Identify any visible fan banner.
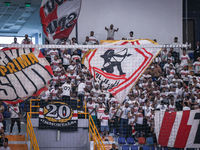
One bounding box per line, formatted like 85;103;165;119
39;100;78;131
82;39;161;104
0;47;53;104
155;110;200;148
40;0;82;43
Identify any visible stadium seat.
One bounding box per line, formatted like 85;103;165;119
127;137;135;145
118;137;126;144
172;148;179;150
113;129;118;136
188;52;194;58
131;145;138;150
146;137;154;145
143;145;150;150
150;146;155;150
122;145;129;150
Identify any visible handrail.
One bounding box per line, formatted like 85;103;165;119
27;112;39;150
88;114;106;150
29;99;106;150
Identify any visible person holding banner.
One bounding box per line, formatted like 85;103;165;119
7;104;22;135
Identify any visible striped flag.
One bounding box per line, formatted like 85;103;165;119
155;110;200;148
40;0;81;43
82;39;161;104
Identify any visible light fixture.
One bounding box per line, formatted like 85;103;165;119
4;2;11;6
25;3;31;7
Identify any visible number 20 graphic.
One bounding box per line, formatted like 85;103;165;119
45;104;71;119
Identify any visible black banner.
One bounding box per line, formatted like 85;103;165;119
39;100;78;131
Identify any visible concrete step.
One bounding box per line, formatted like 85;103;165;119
8;144;28;150
104;144;118;150
102;136;114;142
5;135;26;141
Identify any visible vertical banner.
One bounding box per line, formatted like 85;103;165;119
39;100;78;131
40;0;82;43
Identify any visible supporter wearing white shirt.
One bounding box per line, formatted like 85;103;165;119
89;31;99;44
180;66;190;79
156;101;168;111
91;84;101;98
105;24;119;40
87;98;96;117
180;49;190;66
171;37;181;54
127;31;135;40
77;79;86;110
61;78;72;101
168;99;176;112
118;102;130;134
109;102;118;119
193;58;200;73
99;110;113;141
63;52;71;69
142;101;153;117
183;102;191;110
49;49;59;62
11;37;19;44
8;104;21;135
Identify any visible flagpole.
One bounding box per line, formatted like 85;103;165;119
76;21;78;43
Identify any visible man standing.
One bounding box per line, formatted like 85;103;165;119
21;34;32;44
105;24;119;40
7;104;21;135
61;78;72;102
77;79;86;111
89;31;99;44
11;37;19;44
127;31;134;40
171;37;181;58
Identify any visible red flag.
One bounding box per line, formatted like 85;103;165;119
40;0;81;43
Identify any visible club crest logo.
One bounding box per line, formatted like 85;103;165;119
83;39;160;103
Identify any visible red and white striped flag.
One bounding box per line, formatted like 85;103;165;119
155;110;200;148
82;39;161;104
40;0;81;43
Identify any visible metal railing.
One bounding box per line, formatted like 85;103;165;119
27;112;40;150
29;99;106;150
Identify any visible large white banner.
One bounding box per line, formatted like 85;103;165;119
0;47;53;104
155;110;200;148
82;39;161;104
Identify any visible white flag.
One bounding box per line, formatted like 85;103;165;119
82;39;161;104
0;47;53;104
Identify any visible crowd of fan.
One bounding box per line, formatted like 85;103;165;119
10;26;200;147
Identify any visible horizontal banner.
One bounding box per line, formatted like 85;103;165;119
39;100;78;131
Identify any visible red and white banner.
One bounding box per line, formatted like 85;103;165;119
82;39;161;104
155;110;200;148
0;47;53;104
40;0;81;43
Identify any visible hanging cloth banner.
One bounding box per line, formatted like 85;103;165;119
0;47;53;104
82;39;161;104
39;100;78;131
155;110;200;148
40;0;82;43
